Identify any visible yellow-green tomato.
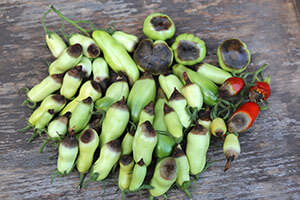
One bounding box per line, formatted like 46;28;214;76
100;98;129;147
27;74;64;103
45;32;67;58
92;139;121;181
149;157;177;197
77;128;99;173
143;13;175;40
186;123;210;175
57;135;78;175
29;94;66;126
118;155;134;191
129;159;147;191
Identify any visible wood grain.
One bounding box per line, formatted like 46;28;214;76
1;0;300;199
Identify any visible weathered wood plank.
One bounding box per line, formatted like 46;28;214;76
0;0;300;199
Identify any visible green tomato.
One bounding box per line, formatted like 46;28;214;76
143;13;175;40
172;33;206;66
217;38;251;73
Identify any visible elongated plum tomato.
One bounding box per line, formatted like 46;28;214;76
249;81;271;102
227;102;259;133
217;38;251;73
219;77;245;97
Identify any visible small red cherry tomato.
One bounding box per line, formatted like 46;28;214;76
249;82;271;102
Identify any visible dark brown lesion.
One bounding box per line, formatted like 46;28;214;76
80;128;95;143
89;114;103;133
199;106;211;121
112;97;128;111
219;82;234;98
183;72;192;85
150;42;172;72
129;128;135;136
150;16;172;31
87;43;100;58
58;112;71;125
177;40;199;61
249;90;264;103
172;144;185;158
169;88;184;101
220;39;249;69
82;96;92;104
47;109;55;115
107;139;121;152
190;123;207;135
139;72;154;80
137;158;145;166
51;94;66;105
157;87;167;99
134;40;152;68
228;112;250;132
51;73;64;84
120;155;133;166
215;129;224;137
67;65;83;79
141;121;156;137
163;103;174;115
159;157;177;180
134;39;172;74
143;101;154;116
62;134;78;148
91;80;102;93
67;43;82;58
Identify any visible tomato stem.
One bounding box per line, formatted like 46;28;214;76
41;8;52;36
49;5;92;36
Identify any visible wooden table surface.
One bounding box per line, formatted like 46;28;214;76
1;0;300;199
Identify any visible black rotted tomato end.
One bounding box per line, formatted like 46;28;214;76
169;88;184;101
51;73;65;84
112;97;128;111
82;96;93;104
163;103;174;115
80;128;95;143
172;144;185;158
62;133;78;148
141;121;156;137
67;66;83;79
67;43;83;58
120;155;133;166
218;39;250;73
87;43;100;58
143;101;155;116
172;33;206;66
159;157;177;180
51;94;66;105
227;112;251;133
91;80;102;93
190;123;207;135
137;158;145;166
134;39;173;75
151;15;172;31
177;40;199;61
107;139;121;152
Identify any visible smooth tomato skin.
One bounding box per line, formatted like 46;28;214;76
219;77;245;97
228;77;245;94
234;102;260;129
